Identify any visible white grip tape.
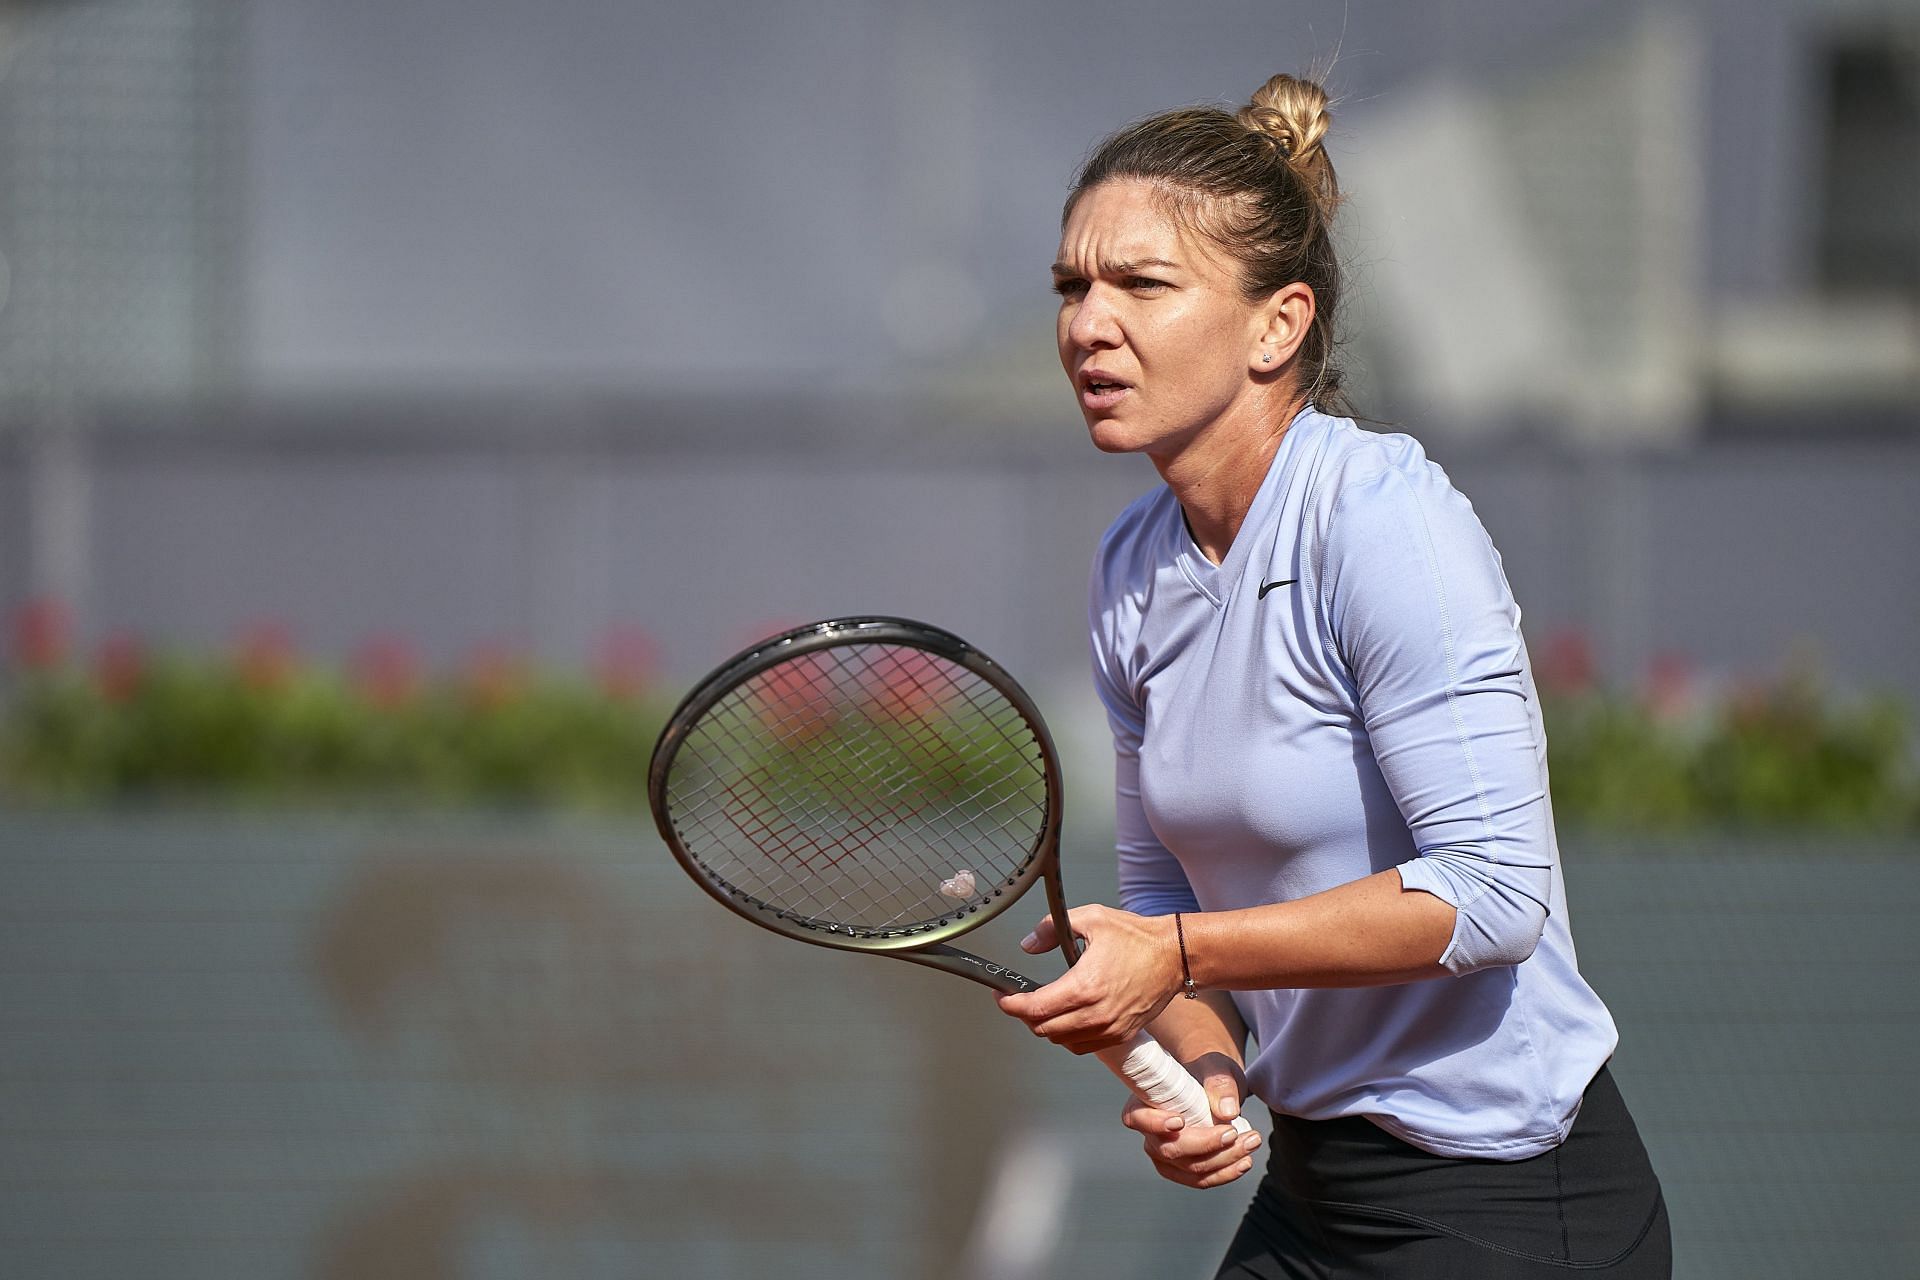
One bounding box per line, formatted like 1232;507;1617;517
1097;1032;1255;1135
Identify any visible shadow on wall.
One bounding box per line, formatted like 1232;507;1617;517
304;843;1014;1279
315;857;675;1086
309;854;854;1276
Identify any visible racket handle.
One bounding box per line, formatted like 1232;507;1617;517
1096;1032;1255;1136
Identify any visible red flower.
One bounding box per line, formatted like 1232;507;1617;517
350;634;423;709
235;621;298;692
460;643;530;710
752;652;840;745
1534;628;1595;696
861;645;959;724
10;597;73;671
592;625;660;701
1640;652;1695;721
93;632;147;702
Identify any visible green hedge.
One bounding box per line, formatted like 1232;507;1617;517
1543;676;1917;833
1;660;667;809
4;608;1916;830
1;605;670;809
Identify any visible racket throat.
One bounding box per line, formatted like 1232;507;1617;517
895;944;1039;995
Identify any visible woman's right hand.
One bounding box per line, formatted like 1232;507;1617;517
1120;1055;1261;1188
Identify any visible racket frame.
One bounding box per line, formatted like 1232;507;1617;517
647;616;1080;993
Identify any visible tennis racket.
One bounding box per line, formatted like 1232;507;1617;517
648;616;1250;1133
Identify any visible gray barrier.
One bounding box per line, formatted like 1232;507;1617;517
0;814;1914;1278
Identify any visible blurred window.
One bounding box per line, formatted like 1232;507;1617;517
1819;30;1920;300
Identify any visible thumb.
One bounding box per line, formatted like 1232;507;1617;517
1021;904;1103;954
1204;1072;1242;1123
1019;914;1060;954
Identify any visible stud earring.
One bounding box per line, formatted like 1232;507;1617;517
1261;353;1273;364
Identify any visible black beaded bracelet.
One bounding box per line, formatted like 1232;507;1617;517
1174;911;1199;999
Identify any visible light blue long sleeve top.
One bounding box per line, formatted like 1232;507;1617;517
1090;407;1617;1159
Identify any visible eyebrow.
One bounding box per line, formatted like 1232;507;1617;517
1050;256;1181;278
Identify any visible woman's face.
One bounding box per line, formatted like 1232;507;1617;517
1053;179;1272;460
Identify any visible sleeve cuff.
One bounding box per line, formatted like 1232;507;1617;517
1395;856;1474;974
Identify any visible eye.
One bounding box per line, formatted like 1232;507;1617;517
1125;276;1168;293
1051;276;1088;299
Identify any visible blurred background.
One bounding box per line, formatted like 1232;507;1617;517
0;0;1916;1276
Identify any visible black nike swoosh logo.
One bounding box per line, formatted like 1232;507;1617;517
1257;578;1297;599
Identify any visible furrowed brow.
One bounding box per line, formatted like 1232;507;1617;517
1051;256;1181;278
1102;257;1179;276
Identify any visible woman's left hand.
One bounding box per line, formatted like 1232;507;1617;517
994;905;1184;1053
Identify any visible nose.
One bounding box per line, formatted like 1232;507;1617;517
1066;286;1122;352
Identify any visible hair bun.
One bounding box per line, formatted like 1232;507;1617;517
1236;74;1336;204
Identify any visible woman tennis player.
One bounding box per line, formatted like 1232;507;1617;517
997;74;1672;1278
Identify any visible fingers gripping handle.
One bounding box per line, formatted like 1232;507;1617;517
1097;1032;1255;1136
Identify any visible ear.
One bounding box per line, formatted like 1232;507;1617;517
1250;282;1316;375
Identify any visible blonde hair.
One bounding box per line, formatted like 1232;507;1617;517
1066;74;1348;414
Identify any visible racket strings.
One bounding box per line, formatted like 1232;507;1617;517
689;719;994;926
690;658;1039;926
663;643;1048;936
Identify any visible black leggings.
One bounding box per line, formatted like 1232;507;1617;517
1217;1067;1670;1279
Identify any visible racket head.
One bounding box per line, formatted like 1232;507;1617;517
648;617;1064;955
